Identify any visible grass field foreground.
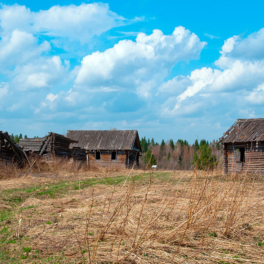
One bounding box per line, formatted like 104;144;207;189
0;169;264;263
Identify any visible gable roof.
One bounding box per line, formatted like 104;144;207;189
66;130;141;151
220;118;264;143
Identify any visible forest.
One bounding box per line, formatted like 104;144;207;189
140;137;222;170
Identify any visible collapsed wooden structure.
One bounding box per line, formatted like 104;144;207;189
66;130;142;168
19;132;78;159
220;118;264;174
0;131;29;166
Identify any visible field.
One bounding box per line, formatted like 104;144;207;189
0;167;264;263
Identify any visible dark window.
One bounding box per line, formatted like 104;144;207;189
111;151;117;160
95;151;100;160
240;148;245;162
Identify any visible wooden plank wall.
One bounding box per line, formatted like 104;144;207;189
224;141;264;174
88;151;127;169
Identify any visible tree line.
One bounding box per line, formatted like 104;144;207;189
140;137;222;170
10;134;38;144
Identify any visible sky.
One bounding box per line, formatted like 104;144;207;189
0;0;264;143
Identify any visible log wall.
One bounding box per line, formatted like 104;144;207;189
87;151;127;169
223;141;264;174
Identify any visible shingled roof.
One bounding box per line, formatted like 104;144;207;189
220;118;264;143
66;130;141;151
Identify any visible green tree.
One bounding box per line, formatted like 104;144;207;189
194;139;199;151
159;139;166;158
200;139;208;147
144;149;156;167
192;144;218;170
167;152;171;160
14;135;19;143
140;137;148;153
177;139;189;147
169;139;174;150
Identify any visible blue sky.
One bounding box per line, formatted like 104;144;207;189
0;0;264;143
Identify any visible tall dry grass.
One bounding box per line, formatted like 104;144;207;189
1;157;262;263
69;170;260;263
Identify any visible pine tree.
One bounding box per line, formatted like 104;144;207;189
169;139;174;150
140;137;148;153
143;149;156;167
194;139;199;151
167;152;171;160
159;139;166;158
192;144;218;170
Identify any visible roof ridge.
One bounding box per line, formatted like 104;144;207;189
237;118;264;122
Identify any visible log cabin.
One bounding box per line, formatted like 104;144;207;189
66;130;142;169
219;118;264;174
19;132;78;159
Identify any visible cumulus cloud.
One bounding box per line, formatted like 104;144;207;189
220;28;264;61
76;27;206;97
0;3;126;43
246;84;264;105
0;30;50;71
12;56;70;90
161;27;264;119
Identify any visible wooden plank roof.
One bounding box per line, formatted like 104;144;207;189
66;130;142;151
19;132;77;152
220;118;264;143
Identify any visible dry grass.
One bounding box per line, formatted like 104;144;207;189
0;166;264;263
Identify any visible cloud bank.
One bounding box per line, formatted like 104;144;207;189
1;3;264;142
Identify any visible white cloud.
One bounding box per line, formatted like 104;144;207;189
76;27;206;97
0;83;8;100
246;84;264;105
46;93;58;102
220;36;239;55
0;4;126;44
12;56;70;90
161;28;264;117
222;28;264;60
158;76;192;94
204;33;220;39
0;29;50;70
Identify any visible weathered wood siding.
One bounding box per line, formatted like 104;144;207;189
88;151;127;169
223;141;264;174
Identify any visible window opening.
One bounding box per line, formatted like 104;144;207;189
240;148;245;162
111;151;117;160
96;151;101;160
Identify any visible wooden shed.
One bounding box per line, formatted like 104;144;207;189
66;130;142;169
0;131;29;167
219;118;264;174
19;132;77;159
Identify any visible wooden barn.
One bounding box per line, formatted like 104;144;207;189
220;118;264;174
66;130;142;169
19;132;77;159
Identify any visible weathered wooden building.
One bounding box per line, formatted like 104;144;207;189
220;118;264;174
19;132;77;159
0;131;29;166
66;130;142;169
